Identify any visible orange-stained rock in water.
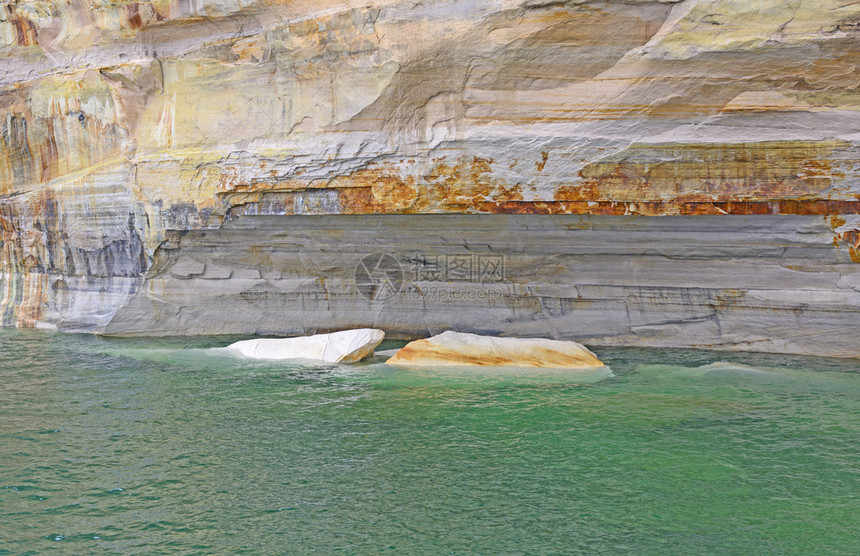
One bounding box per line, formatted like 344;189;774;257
386;331;605;369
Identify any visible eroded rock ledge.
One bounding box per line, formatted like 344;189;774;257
100;214;860;359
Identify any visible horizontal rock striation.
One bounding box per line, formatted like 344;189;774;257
102;214;860;358
1;0;859;355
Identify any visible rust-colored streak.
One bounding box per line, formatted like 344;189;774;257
38;119;58;182
127;3;144;30
228;192;860;218
475;200;860;216
562;141;848;204
1;104;126;194
217;139;856;219
536;151;549;172
0;199;48;328
331;156;522;214
5;5;38;46
835;224;860;263
218;140;858;221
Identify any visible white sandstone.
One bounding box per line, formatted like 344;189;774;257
226;329;384;363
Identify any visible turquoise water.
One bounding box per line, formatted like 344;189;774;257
1;331;858;554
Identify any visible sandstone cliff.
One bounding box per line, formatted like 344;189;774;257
1;0;858;356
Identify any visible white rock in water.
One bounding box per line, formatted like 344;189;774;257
226;329;384;363
385;331;604;369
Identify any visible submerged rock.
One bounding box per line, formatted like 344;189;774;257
385;331;604;369
226;329;384;363
697;361;780;376
374;348;403;358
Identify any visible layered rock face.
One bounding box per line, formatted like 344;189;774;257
1;0;858;356
103;214;860;358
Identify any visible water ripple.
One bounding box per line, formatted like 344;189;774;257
1;331;858;553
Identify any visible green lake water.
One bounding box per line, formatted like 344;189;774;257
1;330;858;554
